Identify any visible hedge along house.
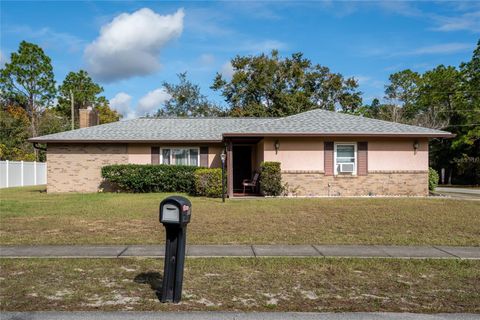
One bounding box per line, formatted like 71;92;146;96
30;108;453;196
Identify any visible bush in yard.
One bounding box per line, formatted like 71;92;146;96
429;167;439;191
194;168;223;197
259;161;282;196
101;164;197;193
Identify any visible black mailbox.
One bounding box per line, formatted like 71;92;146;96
160;196;191;226
159;196;191;303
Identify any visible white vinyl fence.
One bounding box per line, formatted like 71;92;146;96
0;161;47;188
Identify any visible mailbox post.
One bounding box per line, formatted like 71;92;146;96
159;196;192;303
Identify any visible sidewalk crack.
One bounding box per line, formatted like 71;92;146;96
311;245;324;257
432;245;459;258
251;245;257;258
117;246;129;258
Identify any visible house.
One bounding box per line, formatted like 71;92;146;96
30;108;453;196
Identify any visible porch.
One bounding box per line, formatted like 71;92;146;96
225;138;263;197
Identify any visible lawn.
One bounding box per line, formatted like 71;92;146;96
1;258;478;312
1;186;479;245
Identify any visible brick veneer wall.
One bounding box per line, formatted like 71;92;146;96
47;144;128;193
282;170;428;196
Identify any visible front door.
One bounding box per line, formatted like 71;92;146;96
232;146;252;192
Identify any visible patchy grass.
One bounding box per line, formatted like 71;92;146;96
0;258;478;312
1;186;479;245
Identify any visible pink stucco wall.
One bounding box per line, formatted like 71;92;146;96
368;139;428;171
261;137;429;172
127;144;223;168
127;138;429;172
128;144;151;164
263;138;324;171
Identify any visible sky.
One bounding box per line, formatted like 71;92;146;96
1;1;479;119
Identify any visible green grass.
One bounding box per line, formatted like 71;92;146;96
1;186;479;245
1;258;479;312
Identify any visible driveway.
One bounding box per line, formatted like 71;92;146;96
435;187;480;200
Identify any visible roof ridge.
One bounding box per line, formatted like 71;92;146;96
224;108;323;133
317;109;448;132
138;116;277;120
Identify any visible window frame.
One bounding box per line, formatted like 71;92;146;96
334;142;357;175
160;147;200;167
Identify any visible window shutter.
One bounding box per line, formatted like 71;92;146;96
324;141;334;176
151;147;160;164
200;146;209;167
357;142;368;176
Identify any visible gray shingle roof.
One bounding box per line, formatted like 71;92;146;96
29;118;271;143
224;109;452;137
30;109;452;143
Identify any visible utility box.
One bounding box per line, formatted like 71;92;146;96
159;196;191;303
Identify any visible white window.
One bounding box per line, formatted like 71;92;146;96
160;148;200;166
334;143;357;175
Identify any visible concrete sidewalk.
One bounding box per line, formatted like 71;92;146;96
1;244;479;259
1;312;479;320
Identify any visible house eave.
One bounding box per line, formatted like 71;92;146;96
28;139;224;144
222;132;455;139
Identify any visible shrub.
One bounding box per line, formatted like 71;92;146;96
429;167;439;191
194;168;223;197
259;161;282;196
101;164;197;193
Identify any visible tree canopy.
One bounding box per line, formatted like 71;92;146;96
1;42;120;160
360;41;480;184
56;70;120;127
211;50;362;117
156;72;224;117
0;41;56;138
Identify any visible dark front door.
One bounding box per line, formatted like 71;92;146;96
232;145;252;192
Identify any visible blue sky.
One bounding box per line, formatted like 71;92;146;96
1;1;479;118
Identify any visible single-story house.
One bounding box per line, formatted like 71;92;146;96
30;108;453;196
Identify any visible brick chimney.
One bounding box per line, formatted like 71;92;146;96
79;107;99;128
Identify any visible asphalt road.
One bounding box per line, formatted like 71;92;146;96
1;312;479;320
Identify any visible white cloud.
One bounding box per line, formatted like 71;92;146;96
353;75;370;85
432;11;480;33
240;39;287;53
110;92;135;119
359;42;474;58
5;25;85;53
137;88;171;116
220;61;234;79
403;43;474;56
84;8;184;82
199;53;215;66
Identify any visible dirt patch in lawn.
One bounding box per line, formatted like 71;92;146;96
1;258;479;312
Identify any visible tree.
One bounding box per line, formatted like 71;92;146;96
414;65;459;130
56;70;105;127
0;41;56;141
96;96;122;124
384;69;421;120
0;105;35;161
358;98;403;123
156;72;224;117
211;50;362;117
365;41;480;184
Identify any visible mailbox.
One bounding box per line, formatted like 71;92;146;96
159;196;191;303
160;196;191;225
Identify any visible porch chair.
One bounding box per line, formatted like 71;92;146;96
242;172;260;195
